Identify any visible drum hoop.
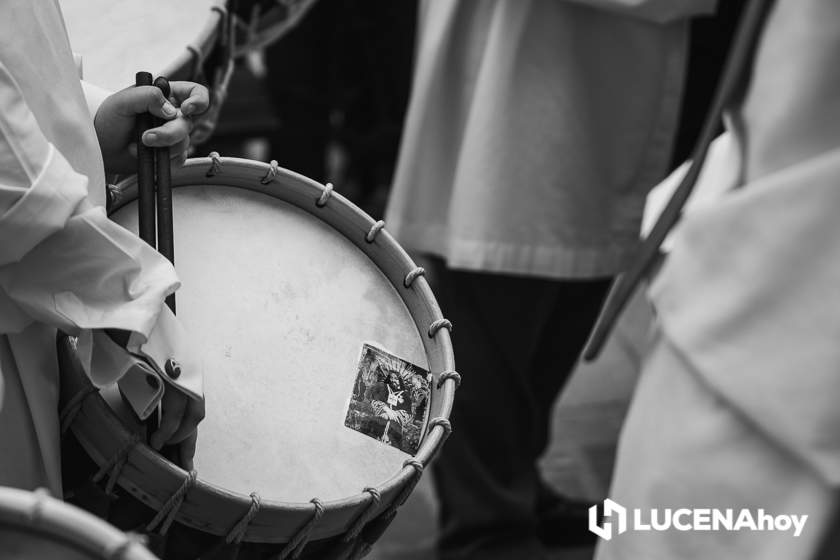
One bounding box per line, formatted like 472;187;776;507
0;487;156;559
162;0;227;82
62;157;457;543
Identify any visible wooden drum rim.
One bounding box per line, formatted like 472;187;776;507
162;0;227;83
60;156;457;543
0;487;157;559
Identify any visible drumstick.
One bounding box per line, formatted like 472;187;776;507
135;72;156;248
135;71;163;441
153;76;176;313
152;77;183;465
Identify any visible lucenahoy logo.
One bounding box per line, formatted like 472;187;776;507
588;499;808;541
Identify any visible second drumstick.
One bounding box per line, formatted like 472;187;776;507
153;76;176;313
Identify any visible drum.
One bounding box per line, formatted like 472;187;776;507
59;0;232;142
58;156;458;559
0;486;156;559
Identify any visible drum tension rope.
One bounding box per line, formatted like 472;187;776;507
146;469;199;536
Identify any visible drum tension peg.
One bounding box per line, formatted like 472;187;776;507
403;267;425;288
260;160;280;184
207;151;222;177
427;318;453;338
436;370;461;390
316;182;334;207
365;220;385;243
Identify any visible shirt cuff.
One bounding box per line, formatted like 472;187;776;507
76;329;164;420
128;305;204;401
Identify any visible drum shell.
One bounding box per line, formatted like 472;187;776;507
59;157;457;558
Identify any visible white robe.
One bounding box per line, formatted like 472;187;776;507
0;0;201;495
385;0;715;279
597;0;840;557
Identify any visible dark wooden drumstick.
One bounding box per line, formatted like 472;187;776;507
135;71;164;440
154;76;176;313
135;72;156;248
152;77;184;467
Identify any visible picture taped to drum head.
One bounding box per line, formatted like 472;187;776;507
345;343;432;455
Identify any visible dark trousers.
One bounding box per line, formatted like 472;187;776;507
431;264;611;559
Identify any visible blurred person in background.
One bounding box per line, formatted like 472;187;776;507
262;0;417;218
598;0;840;557
385;1;716;558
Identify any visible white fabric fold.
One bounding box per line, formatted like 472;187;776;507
650;142;840;485
0;144;87;266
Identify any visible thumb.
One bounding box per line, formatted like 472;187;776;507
116;85;178;119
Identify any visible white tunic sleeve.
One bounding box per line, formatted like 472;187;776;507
0;60;202;416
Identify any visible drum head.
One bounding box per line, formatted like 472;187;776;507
111;183;429;501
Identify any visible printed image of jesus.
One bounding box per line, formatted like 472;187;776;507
345;344;431;454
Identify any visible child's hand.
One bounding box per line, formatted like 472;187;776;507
151;380;206;471
94;81;210;174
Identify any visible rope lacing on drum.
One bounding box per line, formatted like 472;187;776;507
59;385;99;434
92;434;141;496
261;160;280;184
428;417;453;440
275;498;326;560
365;220;385;243
206;152;222;177
146;470;198;536
436;370;461;390
380;459;424;520
343;487;382;542
316;183;333;207
425;418;454;465
428;318;452;338
344;459;436;559
225;492;262;545
403;267;425;288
